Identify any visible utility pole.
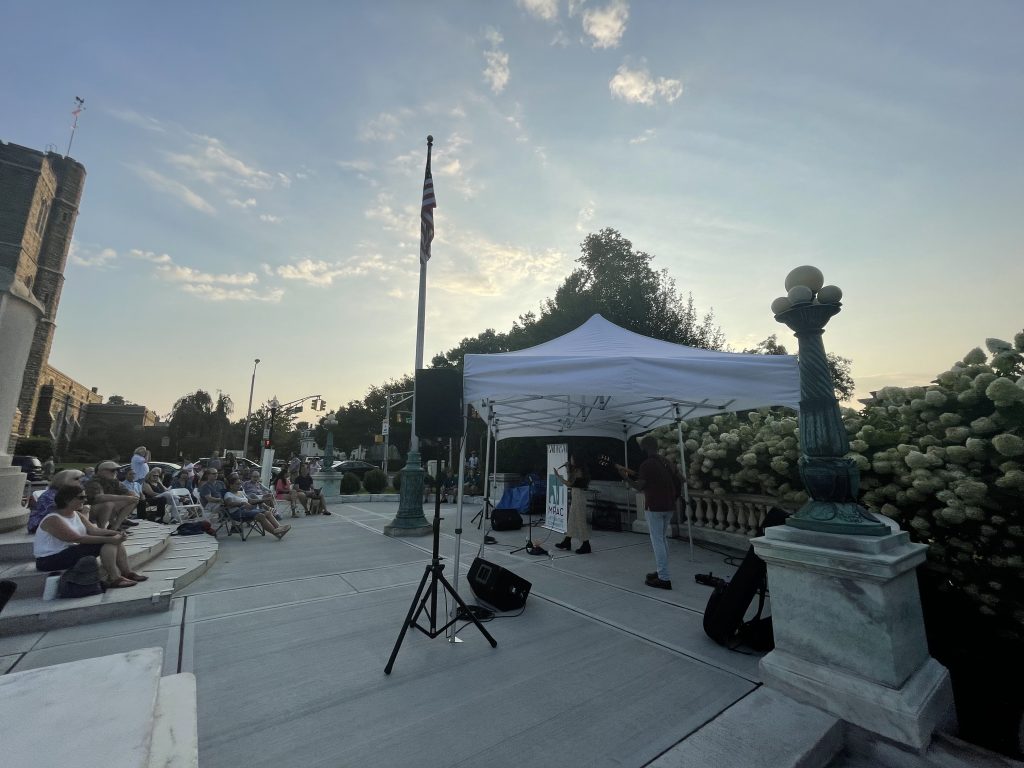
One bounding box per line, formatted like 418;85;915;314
242;358;260;458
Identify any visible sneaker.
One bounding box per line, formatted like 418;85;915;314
322;510;332;515
645;575;672;590
121;519;140;527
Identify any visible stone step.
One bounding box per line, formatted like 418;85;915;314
148;673;199;768
0;529;34;562
0;533;218;636
0;520;172;600
0;647;165;768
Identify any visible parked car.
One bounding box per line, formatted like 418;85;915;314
12;455;44;482
196;457;279;478
330;459;378;478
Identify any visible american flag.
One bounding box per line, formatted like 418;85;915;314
419;139;436;264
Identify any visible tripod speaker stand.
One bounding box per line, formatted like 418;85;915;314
510;478;548;556
385;406;498;673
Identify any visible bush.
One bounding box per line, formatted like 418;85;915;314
392;472;401;491
363;469;387;493
339;471;361;494
15;436;54;459
651;329;1024;639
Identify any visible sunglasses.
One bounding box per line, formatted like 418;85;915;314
76;494;87;500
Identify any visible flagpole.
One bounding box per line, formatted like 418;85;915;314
385;135;434;538
66;97;84;158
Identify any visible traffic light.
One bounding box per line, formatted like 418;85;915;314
263;438;272;449
319;399;327;411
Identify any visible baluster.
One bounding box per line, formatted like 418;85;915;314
725;499;738;533
714;498;727;531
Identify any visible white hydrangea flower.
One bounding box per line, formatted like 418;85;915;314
939;413;962;427
970;416;998;435
986;377;1024;408
945;446;971;464
953;479;987;504
992;433;1024;457
924;390;946;407
995;470;1024;489
986;338;1012;354
972;372;997;392
962;348;987;365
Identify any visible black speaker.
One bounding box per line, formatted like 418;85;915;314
468;558;531;612
490;508;523;531
414;368;463;438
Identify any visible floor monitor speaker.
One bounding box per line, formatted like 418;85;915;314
414;368;463;438
490;508;523;531
468;558;531;612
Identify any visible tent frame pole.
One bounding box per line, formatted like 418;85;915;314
448;420;470;640
675;411;694;561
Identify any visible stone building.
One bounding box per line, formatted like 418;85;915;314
0;141;86;449
82;402;159;432
29;363;103;450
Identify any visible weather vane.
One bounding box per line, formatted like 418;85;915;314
66;96;85;157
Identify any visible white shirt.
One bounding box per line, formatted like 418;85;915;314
34;512;86;558
131;454;150;482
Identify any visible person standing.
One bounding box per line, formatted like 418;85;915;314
554;453;592;554
618;436;678;590
41;456;55;480
131;446;151;485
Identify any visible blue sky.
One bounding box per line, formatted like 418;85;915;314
3;0;1022;419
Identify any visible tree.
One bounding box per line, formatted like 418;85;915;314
168;390;234;458
246;401;295;453
107;394;127;405
744;334;856;402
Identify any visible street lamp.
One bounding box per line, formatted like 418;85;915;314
772;265;887;536
260;395;280;487
242;358;260;459
322;411;338;471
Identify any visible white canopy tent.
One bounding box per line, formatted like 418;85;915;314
447;314;801;607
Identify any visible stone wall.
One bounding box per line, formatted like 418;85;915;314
0;142;86;439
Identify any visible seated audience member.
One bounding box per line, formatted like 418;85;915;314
27;469;84;534
170;469;193;492
86;461;140;530
242;470;277;514
222;476;291;539
181;456;195;482
274;471;300;517
34;485;148;589
81;466;96;484
294;463;330;515
121;468;143;497
223;451;238;477
141;468;174;522
197;469;225;517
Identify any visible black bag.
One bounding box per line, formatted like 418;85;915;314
57;557;105;598
490;508;523;531
172;521;209;536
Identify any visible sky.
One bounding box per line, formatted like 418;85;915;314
2;0;1022;422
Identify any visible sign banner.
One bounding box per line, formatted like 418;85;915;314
545;443;568;534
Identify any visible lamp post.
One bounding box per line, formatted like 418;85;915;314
242;358;260;459
771;265;887;536
322;411;338;471
260;395;279;487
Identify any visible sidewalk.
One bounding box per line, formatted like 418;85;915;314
2;499;768;767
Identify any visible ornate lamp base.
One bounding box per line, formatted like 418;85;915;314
787;501;890;536
384;450;431;537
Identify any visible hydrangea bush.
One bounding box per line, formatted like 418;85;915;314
653;332;1024;637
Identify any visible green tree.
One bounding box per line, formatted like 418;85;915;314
107;394;127;405
245;401;295;452
168;390;234;457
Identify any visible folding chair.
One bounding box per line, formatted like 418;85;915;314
213;502;265;541
168;488;203;523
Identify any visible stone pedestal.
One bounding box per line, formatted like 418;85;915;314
752;525;955;750
313;471;341;497
0;270;45;533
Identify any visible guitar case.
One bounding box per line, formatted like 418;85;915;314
702;507;788;650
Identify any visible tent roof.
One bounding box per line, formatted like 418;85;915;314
463;314;801;440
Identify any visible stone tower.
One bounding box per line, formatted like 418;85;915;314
0;141;86;447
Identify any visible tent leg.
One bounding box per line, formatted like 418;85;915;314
623;435;631;526
676;421;694;562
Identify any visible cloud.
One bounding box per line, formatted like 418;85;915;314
391;132;479;198
629;128;656;144
133;166;216;214
582;0;629;48
228;197;258;208
128;248;280;302
576;201;596;232
272;253;402;287
107;108;165;132
167;135;277;191
259;213;282;223
518;0;558;21
359;110;411;142
69;243;118;268
129;249;173;264
337;159;375;174
483;27;510;94
156;264;259;286
180;284;284;303
609;64;682;105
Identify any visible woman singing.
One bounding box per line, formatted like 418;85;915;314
554;453;592;554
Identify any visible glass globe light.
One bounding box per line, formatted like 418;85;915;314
817;285;843;304
771;296;792;315
787;285;814;305
785;265;824;293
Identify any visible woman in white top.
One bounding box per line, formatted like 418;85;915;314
34;485;148;588
130;446;151;486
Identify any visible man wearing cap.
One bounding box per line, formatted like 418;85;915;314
27;469;84;534
86;461;141;530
